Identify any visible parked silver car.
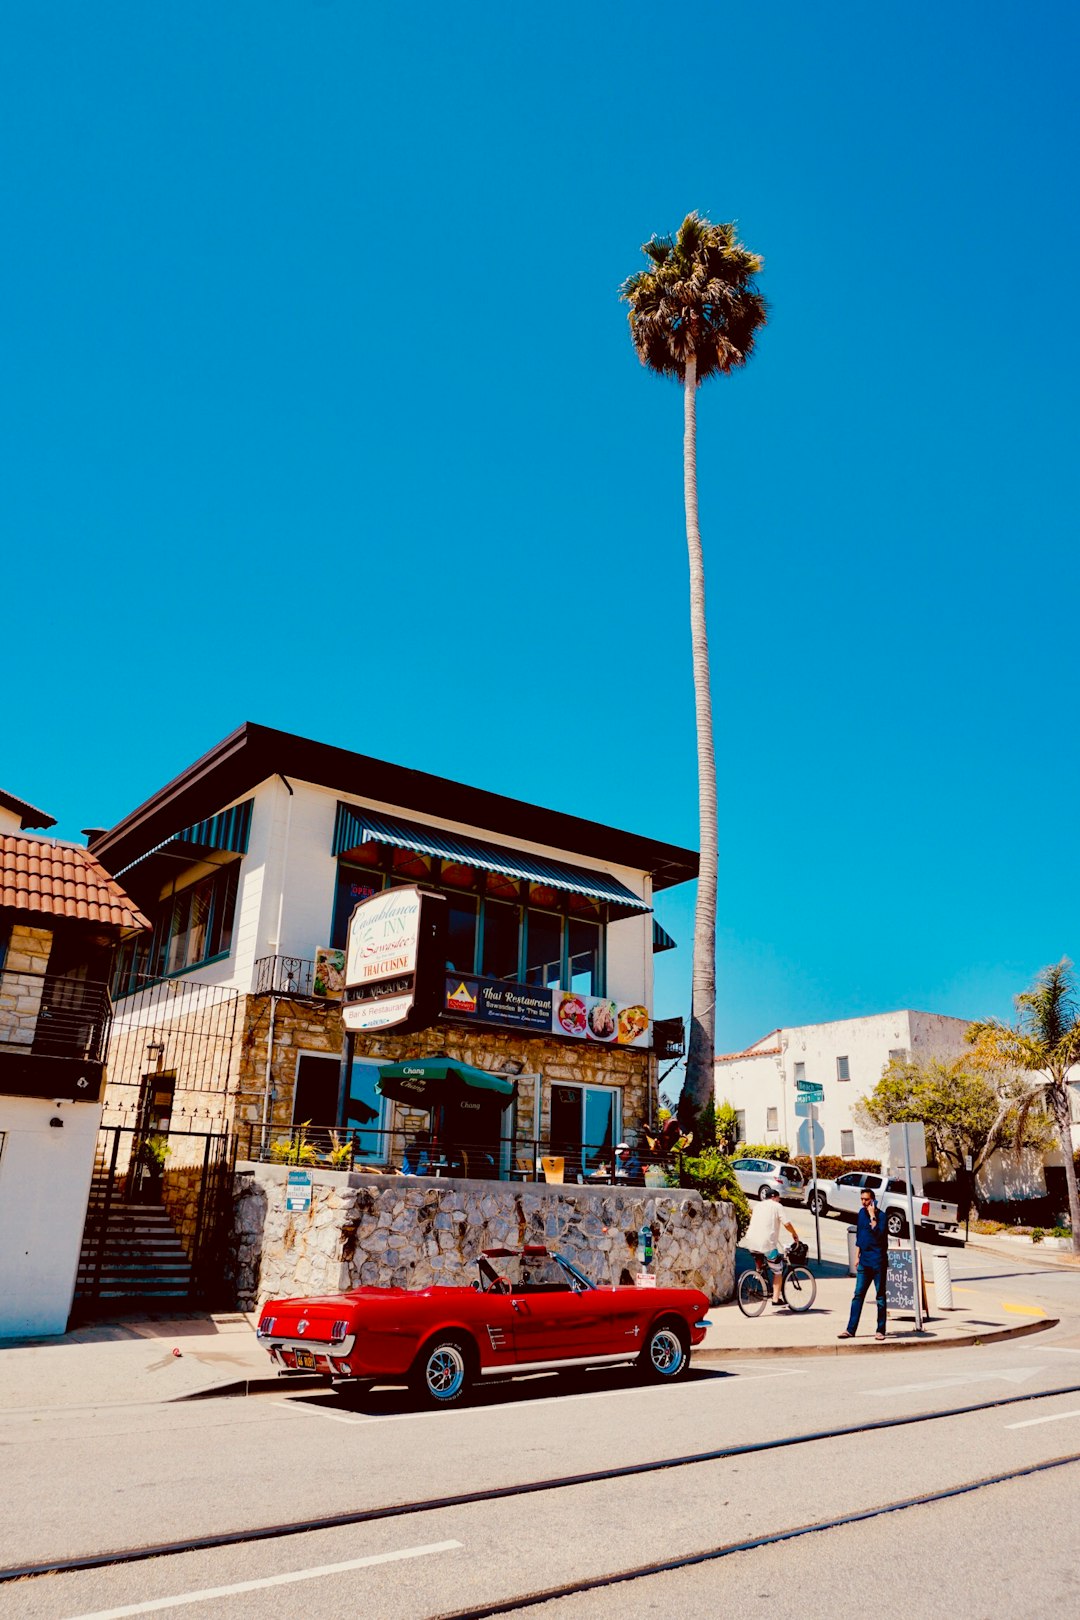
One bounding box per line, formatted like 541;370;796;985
730;1156;806;1203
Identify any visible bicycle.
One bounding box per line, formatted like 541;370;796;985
737;1240;817;1316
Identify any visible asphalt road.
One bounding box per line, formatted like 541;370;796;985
3;1239;1078;1620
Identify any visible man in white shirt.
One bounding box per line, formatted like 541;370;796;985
743;1186;800;1306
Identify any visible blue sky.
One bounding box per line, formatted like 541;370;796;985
4;2;1078;1065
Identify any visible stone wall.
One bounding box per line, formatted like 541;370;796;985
0;925;52;1051
230;1163;736;1309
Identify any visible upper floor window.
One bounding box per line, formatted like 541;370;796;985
837;1055;850;1081
113;861;240;997
793;1061;806;1083
766;1106;779;1131
840;1129;855;1157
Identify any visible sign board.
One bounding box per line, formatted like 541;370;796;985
888;1121;927;1169
796;1081;824;1101
343;887;445;1033
440;976;651;1047
886;1248;916;1311
285;1170;312;1213
553;991;649;1047
312;947;345;999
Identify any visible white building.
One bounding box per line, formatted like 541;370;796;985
714;1010;973;1162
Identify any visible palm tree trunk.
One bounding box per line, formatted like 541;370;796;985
678;353;719;1131
1049;1083;1080;1253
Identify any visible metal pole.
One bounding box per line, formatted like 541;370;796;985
336;1029;354;1130
903;1121;923;1331
809;1097;821;1266
965;1152;973;1245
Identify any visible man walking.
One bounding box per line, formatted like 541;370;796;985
839;1187;887;1340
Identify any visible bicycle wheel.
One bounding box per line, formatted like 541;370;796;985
737;1269;769;1317
782;1265;817;1312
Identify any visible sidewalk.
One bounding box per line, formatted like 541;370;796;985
1;1262;1057;1412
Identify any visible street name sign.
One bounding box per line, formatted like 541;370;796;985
796;1080;824;1101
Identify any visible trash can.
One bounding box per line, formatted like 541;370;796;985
933;1251;954;1309
846;1227;858;1276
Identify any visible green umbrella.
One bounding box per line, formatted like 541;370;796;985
376;1056;515;1106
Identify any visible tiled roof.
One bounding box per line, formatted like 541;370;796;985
0;835;150;930
0;788;56;830
715;1045;782;1062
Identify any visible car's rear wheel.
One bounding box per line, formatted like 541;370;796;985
411;1337;472;1408
809;1191;828;1217
886;1210;906;1239
638;1321;690;1382
758;1184;773;1200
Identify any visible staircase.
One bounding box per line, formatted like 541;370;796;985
76;1196;193;1303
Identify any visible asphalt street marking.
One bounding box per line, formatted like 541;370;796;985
1005;1408;1080;1429
864;1368;1041;1396
271;1401;367;1425
67;1540;463;1619
1002;1302;1046;1317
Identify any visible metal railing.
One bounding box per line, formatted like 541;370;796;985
253;956;316;996
0;969;112;1062
237;1121;678;1187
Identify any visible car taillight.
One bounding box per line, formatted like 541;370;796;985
258;1316;276;1337
921;1200;930;1218
330;1319;349;1343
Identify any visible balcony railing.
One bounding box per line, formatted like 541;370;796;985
0;969;112;1063
253;956;317;996
237;1121;678;1188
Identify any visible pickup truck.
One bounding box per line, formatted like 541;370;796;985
805;1171;959;1238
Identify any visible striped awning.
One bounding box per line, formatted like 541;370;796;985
332;803;650;916
652;919;677;954
114;799;253;878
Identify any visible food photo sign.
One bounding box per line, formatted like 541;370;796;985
552;991;650;1047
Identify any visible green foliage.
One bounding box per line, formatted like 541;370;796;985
323;1131;353;1169
621;213;767;386
737;1142;790;1162
138;1134;171;1174
694;1100;717;1150
269;1122;319;1166
1032;1227;1045;1244
678;1148;751;1238
714;1100;739;1154
792;1155;881;1182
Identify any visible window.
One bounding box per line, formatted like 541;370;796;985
481;899;520;980
793;1061;806;1083
524;909;562;988
331;866;383;948
840;1130;855;1157
550;1083;619;1179
766;1106;779;1131
444;894;478;974
567;917;601;995
113;861;240;995
837;1055;850;1081
888;1049;907;1062
734;1110;746;1143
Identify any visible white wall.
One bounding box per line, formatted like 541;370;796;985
0;1096;100;1338
716;1011;973;1159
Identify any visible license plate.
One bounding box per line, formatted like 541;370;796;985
293;1349;317;1371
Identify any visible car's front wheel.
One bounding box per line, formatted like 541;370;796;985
411;1337;472;1408
809;1191;828;1217
638;1321;690;1382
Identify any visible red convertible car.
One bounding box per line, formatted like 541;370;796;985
257;1245;711;1406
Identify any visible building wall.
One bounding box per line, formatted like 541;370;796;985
715;1011;973;1160
0;1094;100;1337
0;924;52;1052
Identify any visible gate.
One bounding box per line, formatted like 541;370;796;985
77;1126;237;1309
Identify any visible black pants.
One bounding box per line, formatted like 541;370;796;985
847;1262;887;1335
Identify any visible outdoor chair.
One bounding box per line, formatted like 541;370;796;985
540;1155;565;1185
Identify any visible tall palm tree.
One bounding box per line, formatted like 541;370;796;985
969;959;1080;1252
621;213;766;1129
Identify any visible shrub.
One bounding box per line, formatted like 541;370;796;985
678;1149;751;1238
792;1155;881;1182
269;1122;319;1165
737;1143;790;1162
1052;1225;1071;1241
1032;1227;1046;1244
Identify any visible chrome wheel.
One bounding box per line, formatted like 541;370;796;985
414;1339;471;1406
639;1323;689;1381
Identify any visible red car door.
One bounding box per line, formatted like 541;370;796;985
509;1287;608;1367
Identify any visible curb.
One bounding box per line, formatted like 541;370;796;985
961;1237;1080;1272
176;1373;329;1401
694;1315;1059;1359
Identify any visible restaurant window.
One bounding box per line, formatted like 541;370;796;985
445;894;478;974
481;898;519;980
550;1083;618;1180
567;918;601;995
331;865;383;949
524;909;562;988
113;861;239;996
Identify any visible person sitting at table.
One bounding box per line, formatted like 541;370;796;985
613;1141;644;1186
402;1130;431;1176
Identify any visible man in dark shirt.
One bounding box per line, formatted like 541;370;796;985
838;1188;888;1340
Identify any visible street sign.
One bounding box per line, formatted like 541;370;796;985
889;1120;927;1168
796;1081;824;1101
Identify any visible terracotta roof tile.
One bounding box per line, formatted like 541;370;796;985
0;835;149;931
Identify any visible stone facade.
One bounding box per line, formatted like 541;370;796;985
0;924;53;1051
236;995;655;1159
230;1162;736;1309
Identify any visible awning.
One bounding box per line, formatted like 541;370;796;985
333;803;650;917
376;1057;516;1108
114;799;254;878
652;919;677;954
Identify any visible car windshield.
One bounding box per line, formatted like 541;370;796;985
477;1251;593;1294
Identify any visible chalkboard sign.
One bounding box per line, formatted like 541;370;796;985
887;1249;917;1311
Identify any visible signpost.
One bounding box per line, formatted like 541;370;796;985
796;1078;824;1263
886;1120;927;1332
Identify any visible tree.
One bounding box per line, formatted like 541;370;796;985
854;1053;1053;1213
620;214;766;1128
968;960;1080;1252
